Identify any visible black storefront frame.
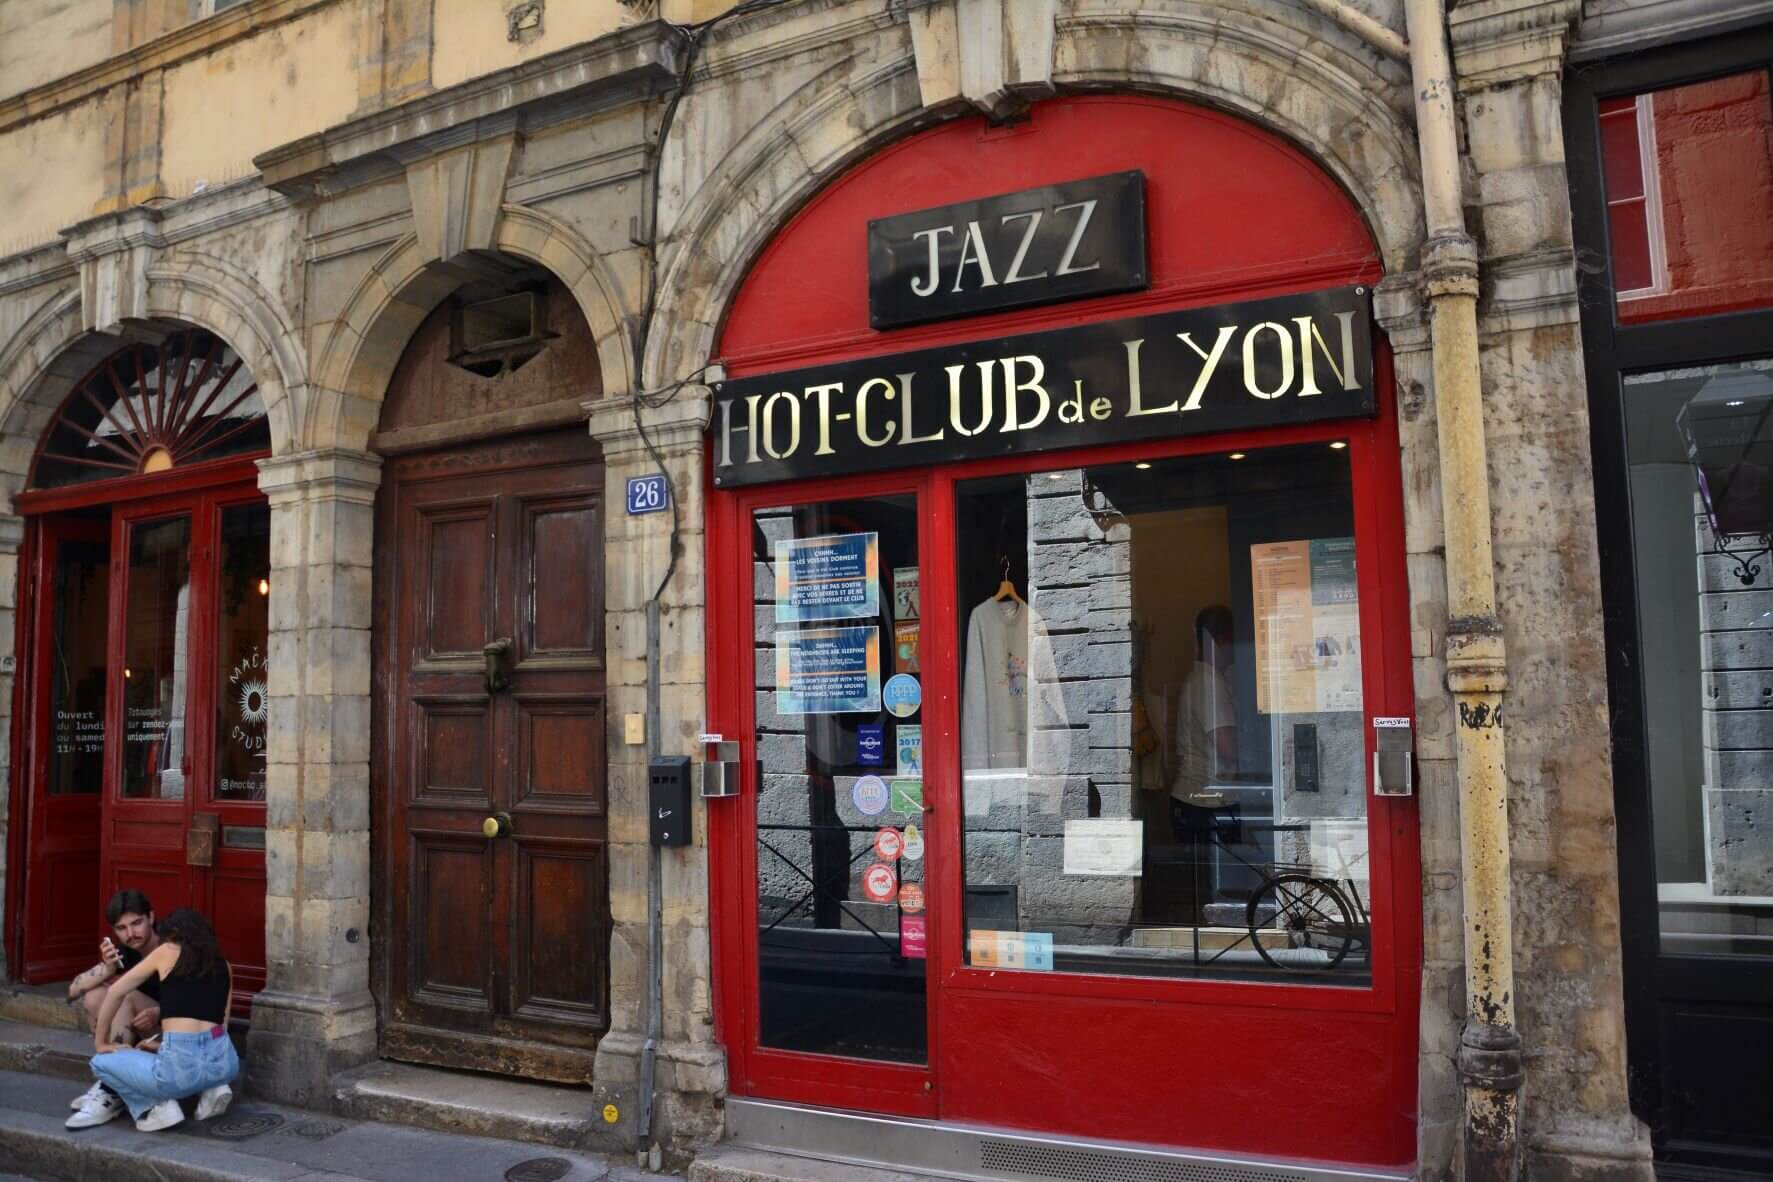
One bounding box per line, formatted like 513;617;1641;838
1566;30;1773;1177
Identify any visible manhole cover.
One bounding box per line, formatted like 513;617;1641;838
505;1158;574;1182
207;1110;286;1140
284;1119;346;1140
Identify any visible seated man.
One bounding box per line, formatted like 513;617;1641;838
65;890;162;1113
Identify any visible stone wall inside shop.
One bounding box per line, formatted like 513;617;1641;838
1018;469;1136;940
1696;506;1773;896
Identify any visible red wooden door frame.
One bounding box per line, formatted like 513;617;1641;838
5;453;268;994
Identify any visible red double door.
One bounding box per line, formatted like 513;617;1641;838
15;475;268;1005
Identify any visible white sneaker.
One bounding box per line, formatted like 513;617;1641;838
69;1080;105;1110
65;1089;124;1129
134;1098;184;1132
195;1083;233;1120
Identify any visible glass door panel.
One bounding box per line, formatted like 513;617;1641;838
953;444;1371;985
213;503;270;803
121;515;193;800
48;531;110;796
752;494;928;1063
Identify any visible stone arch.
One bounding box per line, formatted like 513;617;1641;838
308;204;636;454
144;250;306;459
644;3;1421;389
0;247;307;507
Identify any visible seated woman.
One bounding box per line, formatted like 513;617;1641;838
67;908;238;1132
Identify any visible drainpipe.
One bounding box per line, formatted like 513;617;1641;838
1399;3;1524;1180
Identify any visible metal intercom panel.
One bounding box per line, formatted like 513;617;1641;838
1372;717;1413;797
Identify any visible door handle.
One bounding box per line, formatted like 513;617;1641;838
481;812;513;839
483;637;513;693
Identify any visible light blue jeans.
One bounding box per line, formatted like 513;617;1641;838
90;1028;239;1119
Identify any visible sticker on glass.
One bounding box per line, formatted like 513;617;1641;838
901;823;924;862
862;861;898;903
900;913;927;959
890;778;924;816
852;775;890;816
898;883;925;913
857;722;885;766
874;827;903;861
882;673;922;718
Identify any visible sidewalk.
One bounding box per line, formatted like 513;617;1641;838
0;1068;683;1182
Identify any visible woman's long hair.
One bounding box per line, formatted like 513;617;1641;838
155;908;222;979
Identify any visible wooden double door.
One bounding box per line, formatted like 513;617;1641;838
374;429;610;1081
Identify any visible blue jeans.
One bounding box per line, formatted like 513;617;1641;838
91;1028;239;1119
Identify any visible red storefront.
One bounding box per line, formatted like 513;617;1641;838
705;95;1421;1175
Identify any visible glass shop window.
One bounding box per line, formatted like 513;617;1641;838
213;503;271;802
955;445;1370;985
1599;71;1773;324
1625;360;1773;956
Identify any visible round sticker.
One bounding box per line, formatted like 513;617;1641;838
901;823;924;862
863;861;898;903
601;1104;620;1124
882;673;922;718
898;882;925;913
874;827;903;861
852;775;889;816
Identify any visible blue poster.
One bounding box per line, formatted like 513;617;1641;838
775;533;880;623
776;626;882;714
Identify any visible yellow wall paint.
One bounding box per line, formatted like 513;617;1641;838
0;105;105;251
431;2;634;92
160;2;360;196
0;0;114;103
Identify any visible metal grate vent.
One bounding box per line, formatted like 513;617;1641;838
979;1140;1308;1182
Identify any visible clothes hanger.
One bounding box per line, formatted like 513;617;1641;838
991;555;1024;605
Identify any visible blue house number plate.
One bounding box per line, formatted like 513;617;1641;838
626;473;670;515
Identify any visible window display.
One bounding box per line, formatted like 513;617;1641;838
955;444;1370;983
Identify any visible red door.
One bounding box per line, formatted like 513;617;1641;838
94;483;269;1003
19;515;111;981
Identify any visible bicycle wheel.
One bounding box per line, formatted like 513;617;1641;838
1246;873;1355;973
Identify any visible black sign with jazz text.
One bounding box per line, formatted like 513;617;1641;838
867;171;1147;329
712;285;1375;488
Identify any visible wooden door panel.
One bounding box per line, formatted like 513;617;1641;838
521;496;602;660
26;846;101;974
411;837;495;1008
378;432;607;1079
514;696;605;811
412;697;494;805
418;506;496;661
512;840;608;1028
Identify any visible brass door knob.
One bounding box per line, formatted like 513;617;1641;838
481;813;512;839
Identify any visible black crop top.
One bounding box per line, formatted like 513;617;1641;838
158;958;230;1024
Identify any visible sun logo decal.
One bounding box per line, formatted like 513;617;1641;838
237;679;268;727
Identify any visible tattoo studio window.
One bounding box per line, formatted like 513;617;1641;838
955;444;1370;984
214;503;270;801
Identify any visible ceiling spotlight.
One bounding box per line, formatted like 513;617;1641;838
1228;452;1247;461
257;577;270;597
1329;441;1348;450
1135;462;1152;470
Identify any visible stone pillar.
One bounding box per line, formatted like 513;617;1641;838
0;513;24;982
586;389;725;1152
247;449;382;1107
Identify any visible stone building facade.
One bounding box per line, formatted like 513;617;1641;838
2;0;1770;1178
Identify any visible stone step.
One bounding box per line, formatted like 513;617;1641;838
0;981;81;1030
691;1146;938;1182
0;1019;95;1084
332;1058;604;1150
0;1067;647;1182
